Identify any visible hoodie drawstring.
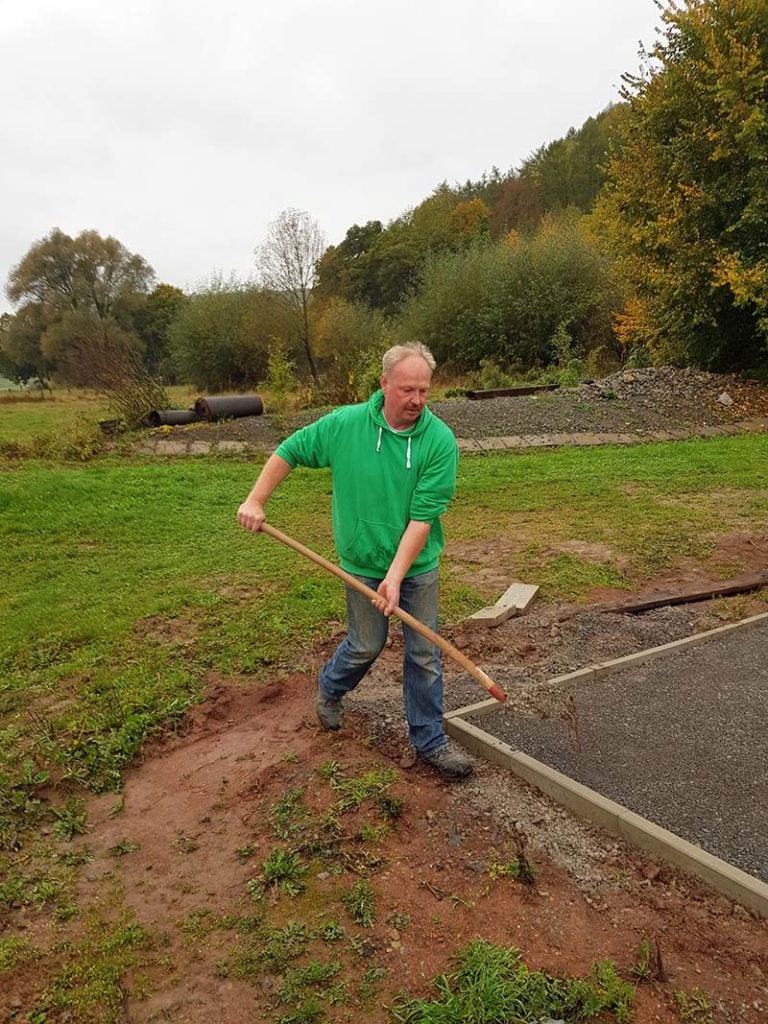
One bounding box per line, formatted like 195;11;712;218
376;424;412;470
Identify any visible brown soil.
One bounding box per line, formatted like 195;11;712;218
4;643;766;1023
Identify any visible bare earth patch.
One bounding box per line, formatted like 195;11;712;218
4;624;766;1022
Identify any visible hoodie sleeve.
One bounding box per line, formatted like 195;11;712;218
274;411;339;468
408;427;458;522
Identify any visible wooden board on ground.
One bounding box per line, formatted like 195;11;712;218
466;384;560;400
604;570;768;614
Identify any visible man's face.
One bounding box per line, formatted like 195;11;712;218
381;355;432;430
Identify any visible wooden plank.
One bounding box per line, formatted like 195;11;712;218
604;571;768;614
465;384;561;400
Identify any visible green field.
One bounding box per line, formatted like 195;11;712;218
2;434;767;1018
0;385;198;445
3;435;768;839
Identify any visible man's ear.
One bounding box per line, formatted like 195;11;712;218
380;375;387;393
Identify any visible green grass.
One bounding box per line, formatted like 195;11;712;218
29;912;156;1023
1;434;767;849
0;392;107;444
446;434;768;593
0;386;198;445
0;935;37;972
8;423;729;1024
391;939;635;1023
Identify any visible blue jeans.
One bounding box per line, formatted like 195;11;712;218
318;568;446;756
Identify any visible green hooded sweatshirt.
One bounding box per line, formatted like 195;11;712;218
274;390;458;578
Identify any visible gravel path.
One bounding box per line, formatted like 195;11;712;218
469;619;768;882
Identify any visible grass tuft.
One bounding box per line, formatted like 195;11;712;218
247;848;308;901
342;879;377;928
391;939;635;1023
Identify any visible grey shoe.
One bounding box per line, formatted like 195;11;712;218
317;689;343;731
418;742;473;780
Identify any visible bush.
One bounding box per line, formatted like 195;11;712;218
0;420;106;462
170;277;291;391
398;214;622;373
473;359;518;390
312;298;394;403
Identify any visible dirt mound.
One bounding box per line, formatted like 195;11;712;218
4;667;766;1022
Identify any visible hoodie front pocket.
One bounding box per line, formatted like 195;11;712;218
342;519;402;570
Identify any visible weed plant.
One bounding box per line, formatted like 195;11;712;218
0;935;37;972
270;788;307;839
28;912;155;1022
674;988;714;1024
330;766;399;812
342;879;377;927
248;848;308;900
391;939;635;1023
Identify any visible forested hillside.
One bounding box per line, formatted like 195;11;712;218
2;0;766;402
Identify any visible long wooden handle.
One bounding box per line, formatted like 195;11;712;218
260;522;507;704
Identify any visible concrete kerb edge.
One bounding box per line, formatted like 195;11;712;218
589;610;768;678
454;419;768;455
444;698;499;721
445;612;768;917
445;716;768;918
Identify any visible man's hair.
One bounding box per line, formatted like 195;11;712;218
381;342;436;378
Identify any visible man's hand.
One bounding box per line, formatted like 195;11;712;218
236;454;293;534
375;576;402;617
237;498;266;533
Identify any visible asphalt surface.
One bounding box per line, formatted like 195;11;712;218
472;619;768;883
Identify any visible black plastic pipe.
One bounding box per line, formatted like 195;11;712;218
193;395;264;421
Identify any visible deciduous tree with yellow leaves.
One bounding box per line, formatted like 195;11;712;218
596;0;768;370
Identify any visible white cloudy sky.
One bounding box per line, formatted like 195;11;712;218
1;0;663;312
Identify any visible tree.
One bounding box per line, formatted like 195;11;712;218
314;221;384;307
521;107;622;214
7;228;153;323
5;228;155;383
255;209;325;383
169;276;286;391
487;176;542;239
0;314;23;384
132;283;188;378
1;304;53;385
596;0;768;369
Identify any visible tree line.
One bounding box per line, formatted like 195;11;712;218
3;0;766;403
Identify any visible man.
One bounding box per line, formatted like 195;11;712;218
236;342;472;780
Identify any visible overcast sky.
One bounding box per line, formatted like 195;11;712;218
1;0;664;314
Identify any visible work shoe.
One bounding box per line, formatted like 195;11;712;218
316;689;343;731
418;742;473;780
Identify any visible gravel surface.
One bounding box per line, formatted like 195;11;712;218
155;367;768;446
343;603;708;889
468;618;768;882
